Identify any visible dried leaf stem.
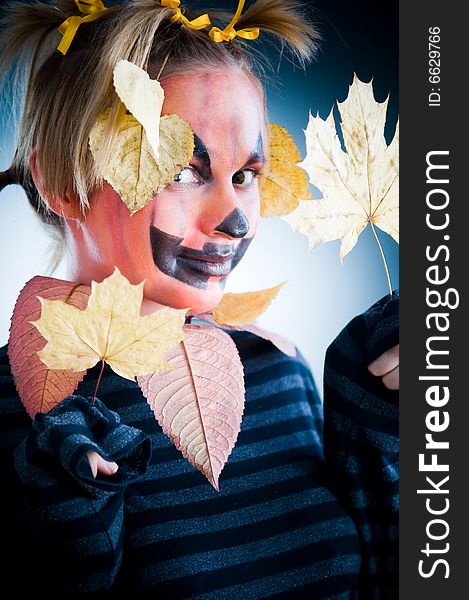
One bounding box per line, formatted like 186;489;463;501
93;358;106;404
369;219;393;297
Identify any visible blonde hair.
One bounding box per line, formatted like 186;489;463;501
0;0;319;239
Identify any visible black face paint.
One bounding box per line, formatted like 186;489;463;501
150;226;253;289
193;134;211;165
215;208;250;238
251;132;266;165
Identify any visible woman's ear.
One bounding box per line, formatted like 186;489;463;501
29;149;82;219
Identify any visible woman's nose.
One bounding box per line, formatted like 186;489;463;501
214;208;250;238
201;181;251;239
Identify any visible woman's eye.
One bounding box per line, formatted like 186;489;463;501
232;169;258;186
173;167;200;185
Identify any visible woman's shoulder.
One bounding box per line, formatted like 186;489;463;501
225;329;320;402
0;344;31;448
0;343;16;391
0;344;22;407
226;328;307;367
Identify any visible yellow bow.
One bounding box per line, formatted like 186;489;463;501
57;0;110;55
208;0;260;43
161;0;211;31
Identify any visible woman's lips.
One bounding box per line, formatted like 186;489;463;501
176;253;234;277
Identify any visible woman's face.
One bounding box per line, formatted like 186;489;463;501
65;70;266;314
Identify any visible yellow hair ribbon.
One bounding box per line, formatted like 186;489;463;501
57;0;110;55
209;0;260;43
161;0;211;31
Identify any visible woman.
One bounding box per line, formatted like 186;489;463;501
0;0;398;596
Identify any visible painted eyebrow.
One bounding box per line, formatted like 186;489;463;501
193;134;210;165
244;132;266;167
192;132;267;171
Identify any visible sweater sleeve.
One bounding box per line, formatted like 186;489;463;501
323;292;399;599
3;393;151;595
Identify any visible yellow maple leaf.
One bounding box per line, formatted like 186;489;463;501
260;123;312;217
31;268;187;381
213;283;285;327
284;75;399;262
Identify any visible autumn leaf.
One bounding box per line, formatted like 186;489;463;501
113;59;164;161
284;75;399;262
138;324;245;491
89;60;194;215
260;123;312;217
31;268;186;381
89;108;194;215
212;283;286;327
8;277;91;418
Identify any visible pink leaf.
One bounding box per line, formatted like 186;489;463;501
138;324;245;491
8;276;91;418
197;313;297;357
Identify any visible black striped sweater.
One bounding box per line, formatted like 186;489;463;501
0;293;398;598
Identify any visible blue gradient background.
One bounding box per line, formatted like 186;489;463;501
0;0;398;390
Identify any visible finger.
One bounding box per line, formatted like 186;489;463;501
86;450;118;478
382;365;399;390
86;450;99;478
96;456;119;477
368;344;399;376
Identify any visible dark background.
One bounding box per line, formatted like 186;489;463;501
264;0;398;139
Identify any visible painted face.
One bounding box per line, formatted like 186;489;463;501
64;71;265;314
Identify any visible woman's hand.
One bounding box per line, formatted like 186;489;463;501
368;344;399;390
86;450;119;478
